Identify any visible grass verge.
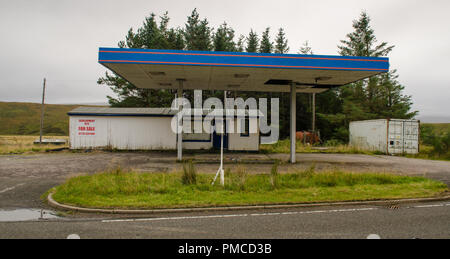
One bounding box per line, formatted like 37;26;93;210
50;167;448;209
0;135;68;155
260;139;380;155
261;139;450;161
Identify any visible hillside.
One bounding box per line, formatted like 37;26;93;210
423;123;450;135
0;102;105;136
1;102;449;137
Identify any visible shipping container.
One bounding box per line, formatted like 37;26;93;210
349;119;420;154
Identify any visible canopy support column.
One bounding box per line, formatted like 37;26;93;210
312;93;316;132
290;83;296;164
177;80;184;162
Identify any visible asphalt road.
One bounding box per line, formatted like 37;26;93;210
0;201;449;239
1;151;449;209
0;152;449;239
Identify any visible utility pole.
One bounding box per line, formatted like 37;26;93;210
39;78;46;144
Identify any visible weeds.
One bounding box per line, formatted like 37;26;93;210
182;160;197;185
298;164;316;179
270;161;279;189
235;166;248;191
260;139;375;155
0;135;69;155
51;169;447;209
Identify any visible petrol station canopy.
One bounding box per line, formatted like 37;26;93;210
98;47;389;93
98;47;390;163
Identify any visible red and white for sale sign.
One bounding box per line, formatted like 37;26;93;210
77;119;96;136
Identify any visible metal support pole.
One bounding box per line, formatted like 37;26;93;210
290;83;296;163
212;91;226;186
177;80;183;161
312;93;316;132
220;91;227;186
39;78;46;144
220;129;224;186
212;121;225;186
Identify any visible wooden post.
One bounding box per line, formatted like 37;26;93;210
39;78;46;144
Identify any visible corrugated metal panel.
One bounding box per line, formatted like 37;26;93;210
70;116;109;149
69;116;176;150
387;120;404;154
350;119;419;154
108;117;176;150
69;108;262;151
388;119;419;154
349;119;388;152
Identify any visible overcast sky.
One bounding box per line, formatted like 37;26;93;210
0;0;449;120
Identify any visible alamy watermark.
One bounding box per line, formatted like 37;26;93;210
170;90;279;143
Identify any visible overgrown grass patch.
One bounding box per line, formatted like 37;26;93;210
0;135;68;154
260;139;379;155
50;167;448;209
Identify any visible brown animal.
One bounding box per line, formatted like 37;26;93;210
296;131;321;145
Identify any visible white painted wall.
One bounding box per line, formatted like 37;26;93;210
69;116;109;149
69;116;176;150
70;115;261;151
228;117;260;151
182;118;213;150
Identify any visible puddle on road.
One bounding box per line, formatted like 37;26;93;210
0;209;60;222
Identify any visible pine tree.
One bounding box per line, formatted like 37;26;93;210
376;70;417;119
338;11;393;57
98;12;180;107
184;8;213;51
274;28;289;54
272;28;291;137
298;41;313;55
259;27;273;53
236;35;245;52
139;13;164;49
213;22;236;51
246;30;259;53
319;11;417;141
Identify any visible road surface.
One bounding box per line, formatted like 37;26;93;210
0;152;449;239
0;201;449;239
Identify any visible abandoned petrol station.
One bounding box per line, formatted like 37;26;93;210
68;47;389;163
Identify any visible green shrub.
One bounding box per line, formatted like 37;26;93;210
324;139;343;147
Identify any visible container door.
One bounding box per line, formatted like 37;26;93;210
388;120;404;154
403;121;419;154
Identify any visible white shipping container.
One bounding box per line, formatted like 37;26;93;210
349;119;420;154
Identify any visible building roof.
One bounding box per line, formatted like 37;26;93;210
98;47;389;93
68;107;264;117
68;107;176;116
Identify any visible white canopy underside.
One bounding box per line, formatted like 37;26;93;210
106;63;380;93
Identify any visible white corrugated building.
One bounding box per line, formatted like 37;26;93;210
349;119;420;154
68;107;262;151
